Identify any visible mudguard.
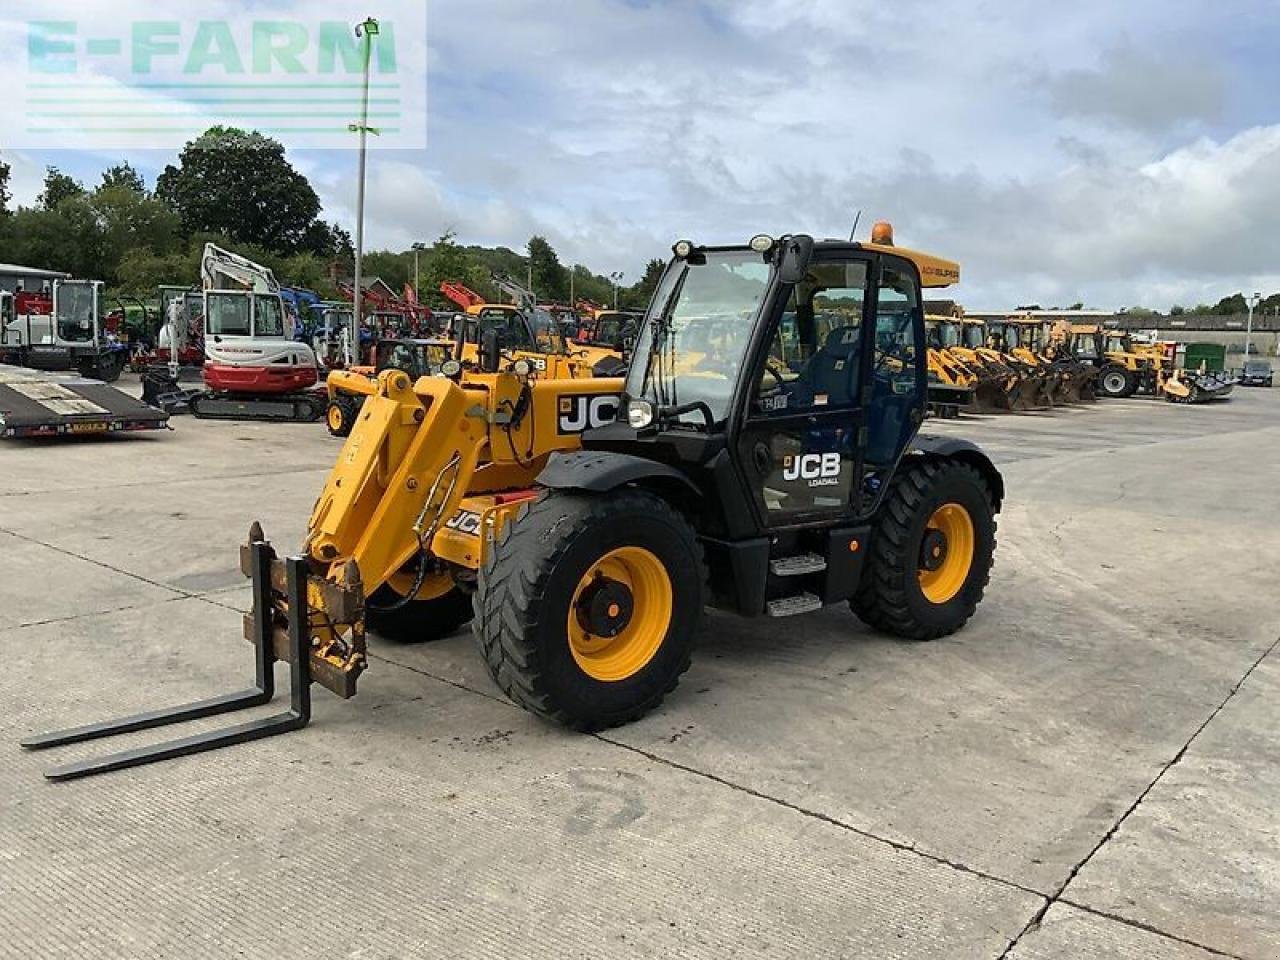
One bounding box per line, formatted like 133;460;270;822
908;434;1004;510
537;450;701;497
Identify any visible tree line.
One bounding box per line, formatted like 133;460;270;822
0;127;664;312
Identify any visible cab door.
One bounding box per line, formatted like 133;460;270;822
734;254;873;530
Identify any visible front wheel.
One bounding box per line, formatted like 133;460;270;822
474;489;705;730
852;458;997;641
367;583;474;643
326;395;359;437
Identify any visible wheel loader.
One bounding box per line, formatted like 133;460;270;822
985;316;1096;404
24;225;1004;780
925;314;1040;412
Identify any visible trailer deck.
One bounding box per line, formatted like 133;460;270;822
0;364;169;439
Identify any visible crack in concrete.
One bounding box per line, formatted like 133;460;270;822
0;527;190;598
995;633;1280;960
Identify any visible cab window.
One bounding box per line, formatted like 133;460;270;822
754;260;868;416
206;293;251;336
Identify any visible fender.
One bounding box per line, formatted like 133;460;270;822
908;434;1004;510
537;450;701;497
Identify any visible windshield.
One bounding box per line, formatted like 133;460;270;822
376;340;444;379
528;309;567;353
55;282;96;343
987;324;1019;351
625;250;772;427
928;321;961;349
322;309;353;333
207;292;251;336
255;295;285;337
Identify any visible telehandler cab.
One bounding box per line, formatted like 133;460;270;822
24;225;1003;780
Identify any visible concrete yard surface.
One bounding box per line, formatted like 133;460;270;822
1;383;1277;959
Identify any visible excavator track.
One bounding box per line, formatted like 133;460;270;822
190;391;327;422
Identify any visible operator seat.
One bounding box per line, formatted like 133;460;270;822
800;325;861;407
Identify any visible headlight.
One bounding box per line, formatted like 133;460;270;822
673;240;693;259
512;358;533;377
627;399;654;429
440;359;462;378
749;234;775;253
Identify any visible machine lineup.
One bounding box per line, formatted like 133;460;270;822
1;223;1235;780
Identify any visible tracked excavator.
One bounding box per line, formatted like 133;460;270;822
144;245;325;421
25;225;1004;781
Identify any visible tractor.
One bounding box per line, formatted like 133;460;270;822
24;225;1004;780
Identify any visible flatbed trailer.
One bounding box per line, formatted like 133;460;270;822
0;364;169;439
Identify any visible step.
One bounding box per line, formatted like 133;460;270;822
766;593;823;618
770;553;827;577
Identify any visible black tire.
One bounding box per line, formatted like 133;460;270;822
1097;364;1136;398
367;586;474;643
474;488;705;730
326;395;359;437
852;458;996;641
96;352;125;383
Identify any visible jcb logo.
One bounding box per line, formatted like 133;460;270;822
557;394;620;434
782;452;842;487
519;355;548;372
445;510;483;535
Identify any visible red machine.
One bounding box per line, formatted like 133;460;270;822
439;281;485;311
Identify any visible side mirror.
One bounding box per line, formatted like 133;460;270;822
777;234;815;285
479;328;502;372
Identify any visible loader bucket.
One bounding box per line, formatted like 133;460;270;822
967;378;1008;414
21;524;366;781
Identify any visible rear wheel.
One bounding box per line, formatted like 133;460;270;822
852;458;996;641
326;395;359;437
474;489;704;730
1097;364;1136;398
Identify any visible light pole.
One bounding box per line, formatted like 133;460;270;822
411;242;426;302
350;17;380;329
1245;291;1260;366
609;271;624;309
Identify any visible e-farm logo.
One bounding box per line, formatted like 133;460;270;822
6;2;427;150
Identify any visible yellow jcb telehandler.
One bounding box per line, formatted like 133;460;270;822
25;226;1004;780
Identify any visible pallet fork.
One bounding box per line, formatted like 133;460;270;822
22;525;366;781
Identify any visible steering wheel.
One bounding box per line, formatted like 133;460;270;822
759;360;788;392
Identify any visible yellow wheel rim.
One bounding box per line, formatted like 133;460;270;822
327;404;345;432
567;546;673;682
917;503;975;604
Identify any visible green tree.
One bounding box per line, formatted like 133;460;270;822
1212;293;1247;315
624;258;666;310
6;199;105;278
155;126;323;253
0;158;11;215
100;163;145;194
527;235;567;301
420;231;488;301
38;167;86;211
1169;304;1185;316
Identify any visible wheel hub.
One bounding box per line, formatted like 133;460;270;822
574;577;634;638
920;528;949;571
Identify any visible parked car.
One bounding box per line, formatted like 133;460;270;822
1240;360;1274;387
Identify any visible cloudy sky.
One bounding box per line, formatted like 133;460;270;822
4;0;1280;308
